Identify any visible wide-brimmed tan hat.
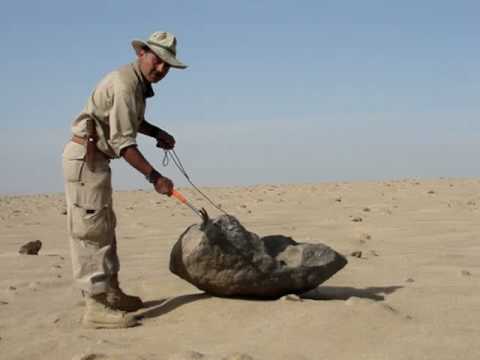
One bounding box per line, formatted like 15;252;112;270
132;31;187;69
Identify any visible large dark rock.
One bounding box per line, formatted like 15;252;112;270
169;212;347;298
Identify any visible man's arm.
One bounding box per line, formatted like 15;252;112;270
138;120;176;149
138;120;159;138
121;145;173;195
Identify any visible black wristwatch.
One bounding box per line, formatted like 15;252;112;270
146;169;162;184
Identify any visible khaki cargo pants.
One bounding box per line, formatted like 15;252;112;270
62;141;119;295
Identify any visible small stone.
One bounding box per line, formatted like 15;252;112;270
0;301;8;305
19;240;42;255
352;217;363;222
369;250;379;256
350;251;362;258
362;207;371;212
405;278;415;283
280;294;302;302
168;351;205;360
335;197;342;202
427;190;435;194
28;282;39;291
61;209;67;215
362;233;372;240
461;270;471;277
72;354;108;360
225;354;255;360
8;286;16;291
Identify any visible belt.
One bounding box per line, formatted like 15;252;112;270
70;135;110;161
71;135;89;145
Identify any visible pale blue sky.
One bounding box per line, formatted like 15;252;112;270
1;0;479;194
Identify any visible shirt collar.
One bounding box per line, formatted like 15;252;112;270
132;61;155;98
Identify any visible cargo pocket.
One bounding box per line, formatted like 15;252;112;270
63;159;85;183
70;203;112;243
63;142;87;183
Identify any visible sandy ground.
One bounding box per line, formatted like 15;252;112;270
1;178;479;359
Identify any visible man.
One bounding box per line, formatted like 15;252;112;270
62;31;187;329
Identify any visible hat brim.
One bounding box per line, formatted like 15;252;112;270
132;40;187;69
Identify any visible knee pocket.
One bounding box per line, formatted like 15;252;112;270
71;204;114;243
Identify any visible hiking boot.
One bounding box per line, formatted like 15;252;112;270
106;275;143;312
82;293;139;329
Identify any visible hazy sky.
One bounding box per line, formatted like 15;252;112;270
1;0;479;194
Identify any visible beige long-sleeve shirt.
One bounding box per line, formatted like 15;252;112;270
71;61;154;159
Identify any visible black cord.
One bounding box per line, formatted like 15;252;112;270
162;149;230;216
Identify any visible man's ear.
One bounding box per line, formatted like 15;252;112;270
137;48;147;58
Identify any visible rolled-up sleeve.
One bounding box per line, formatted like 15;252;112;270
108;88;139;157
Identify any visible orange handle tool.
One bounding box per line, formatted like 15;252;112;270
172;190;187;204
171;189;202;218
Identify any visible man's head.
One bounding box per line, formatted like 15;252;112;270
132;31;187;83
137;47;170;83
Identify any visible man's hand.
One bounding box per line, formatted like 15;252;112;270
154;176;174;196
156;129;176;150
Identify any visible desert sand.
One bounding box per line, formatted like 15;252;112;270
1;178;479;359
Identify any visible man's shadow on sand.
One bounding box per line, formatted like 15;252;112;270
137;285;403;320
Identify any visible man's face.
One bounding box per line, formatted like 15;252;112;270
138;49;171;83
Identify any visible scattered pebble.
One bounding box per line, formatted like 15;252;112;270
362;207;371;212
28;282;40;291
352;217;363;222
8;286;16;291
19;240;42;255
461;270;471;277
427;190;435;194
0;301;8;305
72;353;108;360
369;250;379;257
280;294;302;302
335;197;342;203
168;351;255;360
362;233;372;240
350;251;362;258
61;209;67;215
405;278;415;283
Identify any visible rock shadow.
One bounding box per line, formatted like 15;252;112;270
300;285;403;301
137;293;210;319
